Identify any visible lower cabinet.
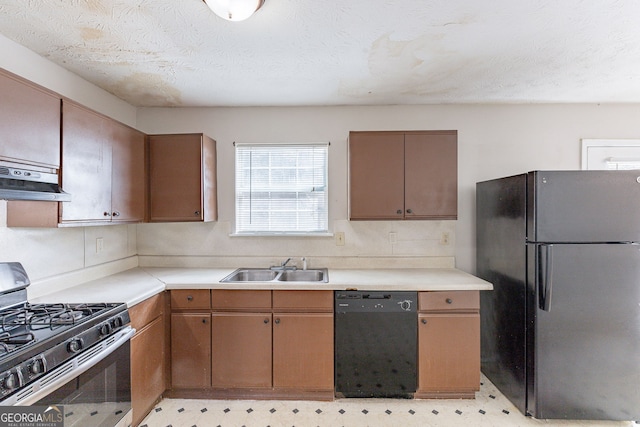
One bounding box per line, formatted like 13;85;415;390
162;288;482;403
169;289;334;399
272;312;334;390
211;312;272;388
130;293;167;427
171;313;211;389
415;291;480;399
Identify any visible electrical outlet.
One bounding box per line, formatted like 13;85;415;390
389;232;397;244
96;237;104;254
335;232;345;246
440;232;450;245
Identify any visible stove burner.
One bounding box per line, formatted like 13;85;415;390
0;302;115;357
0;331;36;356
54;310;84;324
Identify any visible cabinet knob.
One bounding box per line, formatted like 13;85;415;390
202;318;207;324
421;319;427;324
112;211;120;217
187;295;193;301
194;211;201;216
103;211;110;217
263;318;269;324
446;298;453;304
274;318;280;324
396;209;403;215
406;209;413;214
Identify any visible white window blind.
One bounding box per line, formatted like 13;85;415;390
235;143;328;234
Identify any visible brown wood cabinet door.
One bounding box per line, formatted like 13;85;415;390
149;134;205;221
417;313;480;393
171;313;211;389
6;201;58;228
211;290;271;311
273;313;334;390
405;132;457;219
111;122;145;222
0;70;60;168
211;313;272;388
171;290;210;310
272;290;333;312
60;101;112;222
349;132;405;220
131;316;165;427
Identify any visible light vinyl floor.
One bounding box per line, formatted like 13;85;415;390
139;376;637;427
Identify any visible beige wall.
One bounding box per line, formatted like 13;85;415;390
3;33;640;282
136;104;640;273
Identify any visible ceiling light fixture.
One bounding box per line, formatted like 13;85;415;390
203;0;265;22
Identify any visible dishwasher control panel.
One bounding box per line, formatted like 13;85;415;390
335;291;417;313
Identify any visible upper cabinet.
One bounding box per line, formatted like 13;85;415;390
148;133;217;222
0;69;61;168
60;101;145;225
111;121;146;222
349;130;457;220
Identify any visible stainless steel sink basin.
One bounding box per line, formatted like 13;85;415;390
220;269;279;282
277;269;328;282
220;268;328;283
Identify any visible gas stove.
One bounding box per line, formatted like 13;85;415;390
0;263;131;406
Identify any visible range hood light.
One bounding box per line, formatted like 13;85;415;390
203;0;265;22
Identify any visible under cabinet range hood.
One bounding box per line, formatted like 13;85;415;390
0;164;70;202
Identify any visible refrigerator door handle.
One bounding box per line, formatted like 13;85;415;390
538;244;554;312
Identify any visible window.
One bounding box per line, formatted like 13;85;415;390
235;143;329;234
581;139;640;170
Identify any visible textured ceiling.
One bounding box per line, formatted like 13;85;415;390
1;0;639;107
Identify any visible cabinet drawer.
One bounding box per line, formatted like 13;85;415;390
171;290;210;310
130;292;165;331
211;290;271;311
272;290;333;312
419;291;479;312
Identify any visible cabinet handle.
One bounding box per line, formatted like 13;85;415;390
112;211;120;217
406;209;413;214
421;319;427;324
187;295;193;301
274;318;280;324
194;211;201;216
202;318;207;324
103;212;110;217
446;298;453;304
263;318;269;324
396;209;403;215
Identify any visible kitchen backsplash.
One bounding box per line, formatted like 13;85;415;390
136;219;455;269
0;200;138;281
1;197;455;286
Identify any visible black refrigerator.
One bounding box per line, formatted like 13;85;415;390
476;170;640;421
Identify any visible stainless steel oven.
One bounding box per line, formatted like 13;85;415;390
26;328;133;427
0;263;134;427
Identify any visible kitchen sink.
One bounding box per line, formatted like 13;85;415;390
277;269;327;282
220;268;328;283
221;269;280;282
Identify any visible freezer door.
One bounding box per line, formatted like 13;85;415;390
528;171;640;243
527;243;640;420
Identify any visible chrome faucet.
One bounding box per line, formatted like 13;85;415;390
271;257;296;271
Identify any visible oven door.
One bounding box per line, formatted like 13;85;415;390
12;327;134;427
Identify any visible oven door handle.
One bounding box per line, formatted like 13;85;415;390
11;326;135;406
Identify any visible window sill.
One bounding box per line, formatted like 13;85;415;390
229;232;333;237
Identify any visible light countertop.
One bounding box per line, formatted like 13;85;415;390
30;267;493;307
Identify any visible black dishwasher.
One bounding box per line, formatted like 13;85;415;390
335;291;417;398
